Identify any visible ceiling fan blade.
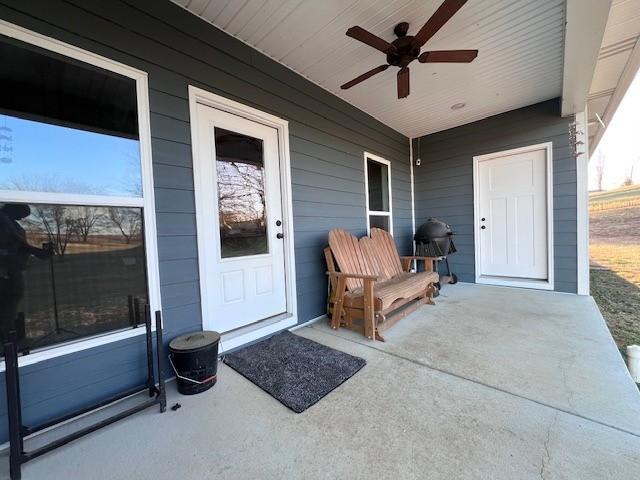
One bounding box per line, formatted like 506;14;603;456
397;67;410;99
341;64;390;90
413;0;468;47
418;49;478;63
346;26;396;54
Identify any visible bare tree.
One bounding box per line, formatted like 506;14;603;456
217;161;265;223
8;176;104;256
594;151;606;191
108;207;142;244
73;206;100;243
30;205;75;256
622;164;635;187
7;174;103;196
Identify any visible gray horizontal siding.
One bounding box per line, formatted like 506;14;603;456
413;99;577;293
0;0;410;439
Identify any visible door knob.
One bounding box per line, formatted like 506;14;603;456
276;233;284;239
481;217;486;221
276;220;282;226
481;226;486;230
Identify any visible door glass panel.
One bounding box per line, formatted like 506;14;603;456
369;215;390;231
214;127;268;258
367;159;389;211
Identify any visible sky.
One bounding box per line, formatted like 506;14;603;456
0;114;141;197
589;69;640;191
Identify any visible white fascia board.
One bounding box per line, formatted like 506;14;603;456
561;0;612;117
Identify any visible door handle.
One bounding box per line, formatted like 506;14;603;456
480;226;486;230
276;233;284;239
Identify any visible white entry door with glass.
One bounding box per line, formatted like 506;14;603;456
194;104;287;333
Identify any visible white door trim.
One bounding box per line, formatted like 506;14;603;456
473;142;554;290
188;86;297;346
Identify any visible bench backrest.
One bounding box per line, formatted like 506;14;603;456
328;229;376;292
369;228;404;280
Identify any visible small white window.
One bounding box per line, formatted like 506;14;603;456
364;152;392;233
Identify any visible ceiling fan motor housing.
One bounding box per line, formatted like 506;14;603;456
387;33;421;68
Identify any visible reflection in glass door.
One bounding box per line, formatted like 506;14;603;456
195;103;287;333
215;128;268;258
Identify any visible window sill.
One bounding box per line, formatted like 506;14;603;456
0;326;154;372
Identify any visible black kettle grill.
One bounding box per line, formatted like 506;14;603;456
414;218;458;289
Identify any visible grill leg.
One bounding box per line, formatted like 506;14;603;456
444;257;452;277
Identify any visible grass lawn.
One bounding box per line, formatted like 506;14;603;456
590;186;640;358
589;185;640;207
590;245;640;352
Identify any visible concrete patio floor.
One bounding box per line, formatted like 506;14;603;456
4;283;640;479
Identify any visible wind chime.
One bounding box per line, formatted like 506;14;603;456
568;119;584;158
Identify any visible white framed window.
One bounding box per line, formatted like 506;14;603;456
364;152;393;234
0;20;160;368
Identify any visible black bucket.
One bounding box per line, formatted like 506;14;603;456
169;331;220;395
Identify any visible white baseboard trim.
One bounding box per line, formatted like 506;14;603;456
290;314;326;331
219;316;297;352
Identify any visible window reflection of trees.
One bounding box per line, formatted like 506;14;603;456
215;130;268;258
13;204;146;349
108;207;142;244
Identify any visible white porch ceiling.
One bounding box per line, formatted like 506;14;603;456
173;0;566;138
587;0;640;154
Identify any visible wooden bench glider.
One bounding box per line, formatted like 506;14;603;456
325;228;439;341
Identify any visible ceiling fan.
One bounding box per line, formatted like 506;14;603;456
340;0;478;99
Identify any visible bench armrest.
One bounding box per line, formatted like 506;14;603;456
326;271;379;281
400;255;439;262
400;256;438;272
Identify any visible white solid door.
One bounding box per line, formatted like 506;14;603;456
195;103;287;332
477;146;549;280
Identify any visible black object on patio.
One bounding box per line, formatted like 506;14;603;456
224;330;365;413
3;302;166;480
414;218;458;288
169;330;220;395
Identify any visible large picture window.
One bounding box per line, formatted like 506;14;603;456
0;28;157;356
364;153;393;233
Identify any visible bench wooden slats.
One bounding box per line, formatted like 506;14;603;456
328;229;375;291
369;228;404;279
326;228;439;341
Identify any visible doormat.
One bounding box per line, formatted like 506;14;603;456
223;330;366;413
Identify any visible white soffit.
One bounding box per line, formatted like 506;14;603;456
173;0;567;138
586;0;640;155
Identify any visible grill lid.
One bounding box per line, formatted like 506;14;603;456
414;218;456;257
414;218;453;240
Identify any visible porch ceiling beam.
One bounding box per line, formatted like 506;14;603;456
560;0;612;117
590;38;640;153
